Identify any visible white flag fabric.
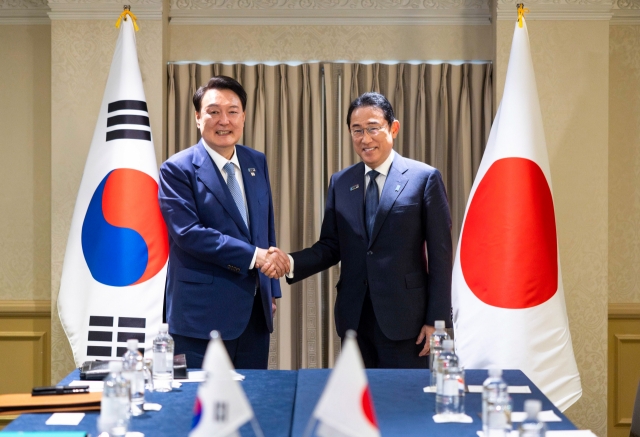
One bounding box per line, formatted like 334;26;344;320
451;18;582;411
312;332;379;437
57;17;168;366
189;333;255;437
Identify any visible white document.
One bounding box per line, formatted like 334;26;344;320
69;380;104;392
45;413;85;426
433;413;474;423
477;431;597;437
511;410;562;422
467;385;531;394
423;386;437;393
185;370;245;382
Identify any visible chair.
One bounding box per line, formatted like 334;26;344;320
631;380;640;437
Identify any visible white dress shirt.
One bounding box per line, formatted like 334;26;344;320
202;140;258;269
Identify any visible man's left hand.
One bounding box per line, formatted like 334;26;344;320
416;324;436;357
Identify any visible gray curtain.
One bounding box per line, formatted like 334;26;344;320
166;62;492;369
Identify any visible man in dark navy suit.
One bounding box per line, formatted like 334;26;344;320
159;76;288;369
267;92;452;368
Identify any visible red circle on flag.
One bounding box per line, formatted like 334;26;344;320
361;386;378;428
460;157;558;309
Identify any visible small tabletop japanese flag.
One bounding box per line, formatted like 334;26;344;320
57;14;168;366
311;331;380;437
189;331;256;437
451;16;582;411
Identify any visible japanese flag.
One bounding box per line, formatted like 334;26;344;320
312;331;380;437
451;17;582;411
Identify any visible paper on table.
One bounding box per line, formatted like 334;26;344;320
423;386;437;393
477;431;597;437
467;385;531;394
433;413;474;423
185;370;245;382
69;380;104;392
143;403;162;411
511;410;562;422
45;412;85;425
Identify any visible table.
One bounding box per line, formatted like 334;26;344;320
2;370;297;437
291;369;578;437
3;369;577;436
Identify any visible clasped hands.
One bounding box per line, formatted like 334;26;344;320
255;247;290;279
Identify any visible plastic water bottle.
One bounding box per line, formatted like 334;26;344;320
122;339;145;416
435;339;464;414
435;339;458;395
97;361;130;436
429;320;450;388
519;400;546;437
152;323;174;392
482;368;512;437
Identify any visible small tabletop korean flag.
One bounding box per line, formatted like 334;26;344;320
57;14;168;366
451;15;582;411
311;331;380;437
190;332;257;437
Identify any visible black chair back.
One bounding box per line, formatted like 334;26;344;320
631;380;640;437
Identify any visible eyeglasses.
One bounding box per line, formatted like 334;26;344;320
350;125;387;139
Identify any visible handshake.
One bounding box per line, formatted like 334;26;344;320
255;247;290;279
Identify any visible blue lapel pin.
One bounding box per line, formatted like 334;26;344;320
350;184;360;191
248;168;256;177
395;184;401;192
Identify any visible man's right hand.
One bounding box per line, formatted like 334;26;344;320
256;247;290;279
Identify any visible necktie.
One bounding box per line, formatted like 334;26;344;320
365;170;380;239
223;162;248;228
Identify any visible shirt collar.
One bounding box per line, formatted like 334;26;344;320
202;140;240;174
364;149;395;177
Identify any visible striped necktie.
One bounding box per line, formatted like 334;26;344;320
223;162;248;228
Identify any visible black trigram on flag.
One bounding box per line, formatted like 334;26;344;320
106;100;151;142
86;315;146;358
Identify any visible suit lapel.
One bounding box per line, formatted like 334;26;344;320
369;154;409;248
344;163;367;242
193;141;251;240
237;147;260;244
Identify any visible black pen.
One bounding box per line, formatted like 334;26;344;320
31;385;90;396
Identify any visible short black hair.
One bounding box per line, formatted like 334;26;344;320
192;75;247;112
346;92;395;128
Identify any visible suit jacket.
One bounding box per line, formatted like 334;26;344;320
159;140;281;340
288;153;452;341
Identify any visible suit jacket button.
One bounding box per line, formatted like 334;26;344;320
364;279;368;286
367;251;373;255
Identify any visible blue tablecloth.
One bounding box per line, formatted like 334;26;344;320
291;369;578;437
2;369;297;437
3;368;577;436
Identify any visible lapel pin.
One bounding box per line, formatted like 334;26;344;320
248;168;256;177
350;184;360;191
395;184;401;192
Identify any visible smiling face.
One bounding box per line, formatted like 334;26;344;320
349;106;399;169
195;88;246;159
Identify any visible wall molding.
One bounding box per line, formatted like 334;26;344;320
169;0;491;25
0;0;49;24
497;0;616;20
47;0;162;21
0;300;51;318
609;303;640;319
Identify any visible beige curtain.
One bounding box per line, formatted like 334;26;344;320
166;61;492;369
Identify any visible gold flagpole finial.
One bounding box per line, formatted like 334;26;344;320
116;5;139;31
517;3;529;28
